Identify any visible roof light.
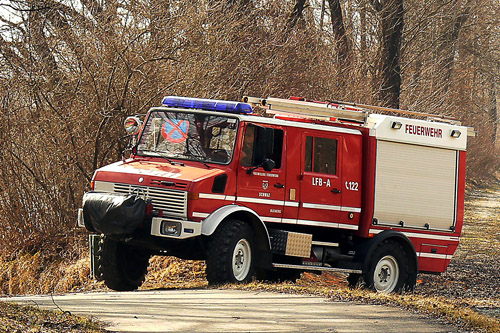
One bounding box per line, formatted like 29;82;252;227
450;129;461;138
391;121;403;129
162;96;253;114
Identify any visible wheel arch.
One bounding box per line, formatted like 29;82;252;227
357;230;418;289
201;205;272;268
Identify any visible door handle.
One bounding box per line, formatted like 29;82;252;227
331;188;342;194
274;183;285;188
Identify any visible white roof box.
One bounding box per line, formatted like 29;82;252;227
368;114;468;150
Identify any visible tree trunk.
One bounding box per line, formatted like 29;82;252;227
439;8;469;93
285;0;307;33
328;0;350;63
372;0;404;108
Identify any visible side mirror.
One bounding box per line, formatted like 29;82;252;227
124;116;142;135
262;158;275;172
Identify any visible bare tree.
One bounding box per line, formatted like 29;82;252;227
328;0;350;62
371;0;404;108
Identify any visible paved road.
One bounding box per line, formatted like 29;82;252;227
2;289;456;332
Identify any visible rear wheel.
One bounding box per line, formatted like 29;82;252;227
97;235;150;291
206;220;255;284
363;241;407;293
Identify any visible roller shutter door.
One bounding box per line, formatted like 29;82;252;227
373;140;457;231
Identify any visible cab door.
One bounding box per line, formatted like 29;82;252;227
298;132;342;225
236;123;285;223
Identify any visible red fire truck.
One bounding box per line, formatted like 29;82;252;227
78;95;473;293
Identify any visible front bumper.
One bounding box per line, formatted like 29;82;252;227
78;208;201;240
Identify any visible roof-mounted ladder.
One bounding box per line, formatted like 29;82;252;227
243;96;369;124
243;96;462;126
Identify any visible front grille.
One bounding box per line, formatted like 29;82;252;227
113;183;188;218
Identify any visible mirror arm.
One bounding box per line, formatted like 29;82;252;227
246;166;259;175
245;158;275;174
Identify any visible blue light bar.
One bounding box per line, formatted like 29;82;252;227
161;96;253;114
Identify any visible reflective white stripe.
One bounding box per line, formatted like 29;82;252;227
338;223;359;230
303;202;341;211
284;219;359;230
199;193;237;201
199;194;358;213
302;202;361;213
369;229;460;242
341;207;362;213
193;212;209;218
261;216;282;223
417;252;453;260
297;220;335;228
236;196;284;206
199;193;226;200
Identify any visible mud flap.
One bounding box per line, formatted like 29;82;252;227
82;191;147;235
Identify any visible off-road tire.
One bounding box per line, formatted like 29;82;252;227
363;241;408;293
97;235;150;291
206;220;255;284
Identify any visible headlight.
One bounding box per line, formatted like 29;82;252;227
160;221;182;237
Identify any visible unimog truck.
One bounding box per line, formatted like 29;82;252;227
78;95;473;293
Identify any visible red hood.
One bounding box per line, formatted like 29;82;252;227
96;159;224;183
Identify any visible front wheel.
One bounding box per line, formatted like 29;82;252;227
363;241;407;293
97;235;150;291
206;220;255;284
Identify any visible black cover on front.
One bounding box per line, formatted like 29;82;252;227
82;191;147;235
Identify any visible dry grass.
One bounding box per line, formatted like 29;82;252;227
0;301;105;332
0;253;96;295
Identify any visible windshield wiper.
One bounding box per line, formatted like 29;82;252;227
140;150;184;166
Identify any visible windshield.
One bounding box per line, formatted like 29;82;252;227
136;110;239;164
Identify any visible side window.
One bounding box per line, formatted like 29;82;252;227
270;129;283;168
241;124;284;168
304;136;338;175
241;126;256;166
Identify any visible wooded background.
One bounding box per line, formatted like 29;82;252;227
0;0;499;256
